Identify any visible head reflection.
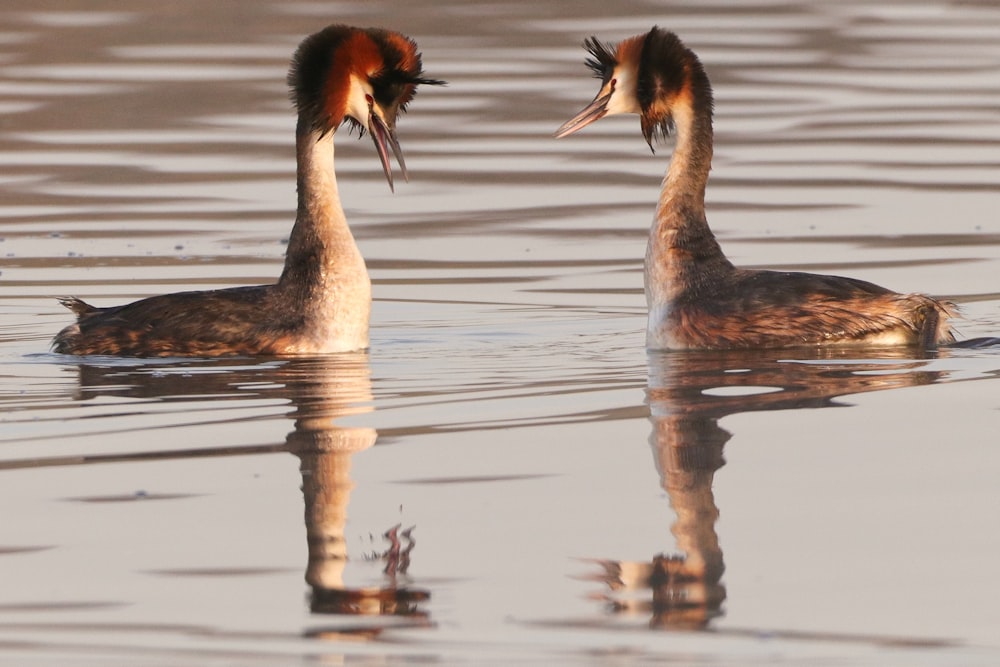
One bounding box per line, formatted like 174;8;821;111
74;355;430;630
589;348;941;631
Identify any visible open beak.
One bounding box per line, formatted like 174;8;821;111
368;107;406;192
554;88;613;139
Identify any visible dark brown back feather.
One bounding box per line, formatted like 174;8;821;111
52;286;302;356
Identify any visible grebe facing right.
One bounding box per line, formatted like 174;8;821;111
556;27;956;350
52;25;443;357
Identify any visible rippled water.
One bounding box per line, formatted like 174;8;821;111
2;1;1000;664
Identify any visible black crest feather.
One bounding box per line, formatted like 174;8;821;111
366;28;446;119
583;36;617;82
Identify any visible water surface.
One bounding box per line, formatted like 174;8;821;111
1;1;999;664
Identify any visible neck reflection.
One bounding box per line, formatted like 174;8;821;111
71;354;430;631
592;348;942;631
283;356;428;621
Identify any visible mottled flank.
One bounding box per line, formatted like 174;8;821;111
53;288;306;357
655;271;956;350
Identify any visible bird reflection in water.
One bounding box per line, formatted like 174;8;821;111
284;358;429;622
586;348;943;631
73;355;430;633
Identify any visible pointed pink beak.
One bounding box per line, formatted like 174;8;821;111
555;89;612;138
368;107;406;192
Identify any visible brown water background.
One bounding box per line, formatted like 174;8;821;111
1;1;999;664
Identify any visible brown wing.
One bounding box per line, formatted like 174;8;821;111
666;269;955;349
53;285;301;356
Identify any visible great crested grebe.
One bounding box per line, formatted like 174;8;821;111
556;27;956;350
52;25;443;357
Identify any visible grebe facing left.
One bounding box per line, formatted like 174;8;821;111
52;25;443;357
556;27;956;350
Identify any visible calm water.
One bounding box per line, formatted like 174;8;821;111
2;1;1000;664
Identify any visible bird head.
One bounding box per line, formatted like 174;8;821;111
289;25;446;190
555;27;711;152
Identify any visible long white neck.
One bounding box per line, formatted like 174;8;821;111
278;121;371;351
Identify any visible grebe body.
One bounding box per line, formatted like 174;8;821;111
53;25;442;357
556;28;955;350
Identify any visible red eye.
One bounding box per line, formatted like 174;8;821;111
365;94;374;105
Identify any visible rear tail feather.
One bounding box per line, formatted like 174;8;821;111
58;297;95;317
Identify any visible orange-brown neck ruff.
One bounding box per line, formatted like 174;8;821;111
616;35;644;72
322;32;381;130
